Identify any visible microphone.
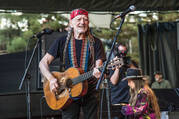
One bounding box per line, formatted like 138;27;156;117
31;28;54;38
114;5;136;19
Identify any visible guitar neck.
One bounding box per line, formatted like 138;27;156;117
72;70;94;85
71;58;123;85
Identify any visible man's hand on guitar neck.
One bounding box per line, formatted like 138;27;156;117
93;59;104;79
49;78;59;93
93;67;101;79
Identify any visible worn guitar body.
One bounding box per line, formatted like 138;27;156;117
43;67;88;110
43;58;123;110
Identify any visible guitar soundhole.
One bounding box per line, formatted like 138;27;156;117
56;88;68;99
55;77;72;98
66;79;72;88
58;88;65;94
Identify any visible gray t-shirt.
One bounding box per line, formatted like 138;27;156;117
151;79;172;89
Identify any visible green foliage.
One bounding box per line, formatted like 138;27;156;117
93;11;179;66
22;30;34;40
28;19;41;33
21;30;35;49
0;13;68;54
7;37;26;53
0;35;7;50
93;28;114;39
93;19;139;60
0;11;179;60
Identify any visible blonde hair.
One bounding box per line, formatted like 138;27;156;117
129;79;161;119
129;79;145;106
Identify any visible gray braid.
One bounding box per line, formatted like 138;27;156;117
63;27;73;67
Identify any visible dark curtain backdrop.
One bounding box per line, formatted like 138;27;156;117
138;22;179;88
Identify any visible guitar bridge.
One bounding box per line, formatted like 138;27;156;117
56;88;68;99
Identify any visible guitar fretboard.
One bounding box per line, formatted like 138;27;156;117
70;58;123;85
71;70;94;85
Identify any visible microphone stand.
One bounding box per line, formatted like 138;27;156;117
96;16;126;119
18;37;42;119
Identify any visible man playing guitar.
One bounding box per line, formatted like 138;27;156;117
39;8;106;119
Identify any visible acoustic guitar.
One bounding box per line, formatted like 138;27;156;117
43;58;123;110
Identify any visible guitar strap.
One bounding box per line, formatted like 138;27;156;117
88;31;95;70
62;27;72;71
63;28;95;71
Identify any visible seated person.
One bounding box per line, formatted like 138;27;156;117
121;68;161;119
151;71;172;89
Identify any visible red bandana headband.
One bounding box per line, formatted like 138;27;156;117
70;8;88;20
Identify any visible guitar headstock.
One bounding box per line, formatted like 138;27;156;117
107;57;124;70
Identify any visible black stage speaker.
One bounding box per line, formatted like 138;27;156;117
0;50;39;93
